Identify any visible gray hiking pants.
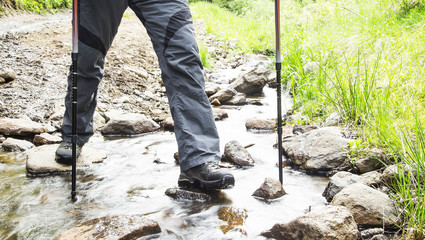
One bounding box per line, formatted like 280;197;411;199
61;0;220;171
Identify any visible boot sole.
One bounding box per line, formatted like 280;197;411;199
178;174;235;190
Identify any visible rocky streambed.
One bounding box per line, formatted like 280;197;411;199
0;9;409;240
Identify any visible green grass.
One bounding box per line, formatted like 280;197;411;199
0;0;71;15
191;0;425;236
190;1;275;55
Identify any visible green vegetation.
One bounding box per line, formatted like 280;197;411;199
190;0;425;237
0;0;71;15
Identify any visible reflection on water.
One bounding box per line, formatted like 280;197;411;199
0;87;328;239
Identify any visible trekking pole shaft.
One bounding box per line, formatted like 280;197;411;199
71;0;78;201
71;53;78;200
275;0;283;185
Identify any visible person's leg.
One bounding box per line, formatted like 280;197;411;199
129;0;234;188
57;0;128;164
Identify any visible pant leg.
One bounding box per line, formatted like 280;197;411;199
61;0;128;143
129;0;220;171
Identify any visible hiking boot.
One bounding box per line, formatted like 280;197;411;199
55;142;84;165
178;161;235;189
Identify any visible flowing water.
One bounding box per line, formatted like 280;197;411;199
0;87;328;239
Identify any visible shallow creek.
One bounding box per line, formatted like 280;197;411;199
0;87;328;239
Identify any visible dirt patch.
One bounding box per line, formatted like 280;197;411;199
0;10;239;129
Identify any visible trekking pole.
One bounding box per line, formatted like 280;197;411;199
71;0;79;201
275;0;284;185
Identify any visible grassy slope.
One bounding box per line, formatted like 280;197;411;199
191;0;425;236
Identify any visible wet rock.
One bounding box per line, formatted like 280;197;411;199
165;188;211;202
212;108;228;121
330;183;399;228
218;206;248;234
205;82;221;96
224;93;246;105
26;144;107;175
261;205;360;240
161;116;174;130
324;112;342;127
0;77;5;84
0;68;16;82
54;215;161;240
33;133;62;145
323;171;366;202
360;170;383;187
0;117;48;136
354;148;386;173
282;127;353;172
230;66;270;95
252;177;286;200
223;140;255;167
292;124;318;135
245;118;276;131
2;138;34;152
361;228;384;239
100;112;160;136
208;88;237;103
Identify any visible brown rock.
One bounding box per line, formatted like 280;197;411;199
54;215;161;240
0;118;47;136
218;207;247;234
252;177;286;199
262;205;360;240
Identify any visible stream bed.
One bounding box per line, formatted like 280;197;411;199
0;87;328;239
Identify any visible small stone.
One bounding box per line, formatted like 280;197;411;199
252;177;286;199
245;118;276;131
33;133;62;145
223;140;255;167
211;98;221;106
0;68;16;82
213;108;228;121
208;88;237;103
162;116;174;130
361;228;384;239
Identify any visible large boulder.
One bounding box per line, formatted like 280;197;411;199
100;112;160;136
2;138;34;152
322;171;366;202
282;127;353;172
223;140;255;167
26;144;107;175
54;215;161;240
0;118;47;136
261;205;360;240
330;183;399;228
230;66;270;95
